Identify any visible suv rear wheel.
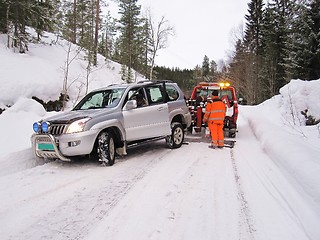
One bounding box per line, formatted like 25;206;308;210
166;122;184;149
96;131;115;166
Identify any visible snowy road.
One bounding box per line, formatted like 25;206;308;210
0;112;318;240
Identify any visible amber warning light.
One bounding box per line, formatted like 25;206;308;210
219;82;230;88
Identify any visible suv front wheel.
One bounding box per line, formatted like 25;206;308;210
166;122;184;149
96;130;116;166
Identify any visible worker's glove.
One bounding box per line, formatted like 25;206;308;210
205;126;210;137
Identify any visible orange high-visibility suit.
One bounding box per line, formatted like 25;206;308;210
203;96;226;148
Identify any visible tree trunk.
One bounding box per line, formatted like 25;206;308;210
93;0;100;66
72;0;77;44
6;3;11;48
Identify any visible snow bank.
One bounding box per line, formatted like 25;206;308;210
279;79;320;124
6;97;47;116
0;98;46;157
244;106;320;201
241;79;320;212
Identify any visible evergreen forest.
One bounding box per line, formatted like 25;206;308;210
0;0;320;104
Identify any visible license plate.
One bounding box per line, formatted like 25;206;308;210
38;143;54;151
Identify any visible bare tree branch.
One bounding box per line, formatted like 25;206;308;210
147;10;174;79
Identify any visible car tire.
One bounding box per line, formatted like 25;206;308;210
96;130;116;166
166;122;184;149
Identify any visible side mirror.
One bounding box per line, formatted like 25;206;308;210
124;100;137;110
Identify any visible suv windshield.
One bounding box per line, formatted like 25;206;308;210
74;88;125;110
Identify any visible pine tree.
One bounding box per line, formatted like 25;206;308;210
260;4;278;98
99;10;116;60
117;0;142;82
31;0;55;40
50;0;64;37
140;16;151;78
93;0;101;66
0;0;6;32
134;16;149;78
244;0;264;54
62;0;78;44
2;0;54;52
285;0;320;80
284;1;313;80
202;55;210;80
77;0;94;52
210;60;218;81
243;0;265;103
305;0;320;79
260;0;291;99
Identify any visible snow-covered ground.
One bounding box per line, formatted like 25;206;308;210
0;30;320;240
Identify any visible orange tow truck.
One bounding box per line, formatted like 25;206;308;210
187;82;238;138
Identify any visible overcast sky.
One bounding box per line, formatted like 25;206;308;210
140;0;252;69
110;0;251;69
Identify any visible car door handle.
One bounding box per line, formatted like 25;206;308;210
157;106;166;111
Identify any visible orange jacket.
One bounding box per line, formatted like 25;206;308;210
203;96;226;124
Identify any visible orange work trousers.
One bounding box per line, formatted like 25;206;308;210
208;122;224;147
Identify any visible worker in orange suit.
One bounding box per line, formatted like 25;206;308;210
203;90;226;149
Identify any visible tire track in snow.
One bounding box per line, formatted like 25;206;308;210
230;148;257;240
10;146;172;240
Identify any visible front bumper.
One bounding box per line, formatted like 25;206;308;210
32;134;71;161
32;129;99;161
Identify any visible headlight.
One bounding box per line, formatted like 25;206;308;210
66;118;91;134
33;122;41;133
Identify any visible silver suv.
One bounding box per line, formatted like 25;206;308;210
31;80;191;165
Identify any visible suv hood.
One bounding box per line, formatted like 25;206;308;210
43;108;117;124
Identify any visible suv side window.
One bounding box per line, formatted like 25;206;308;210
146;85;164;105
125;88;148;107
166;85;179;101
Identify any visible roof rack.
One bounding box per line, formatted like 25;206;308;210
154;79;173;83
137;79;173;84
137;80;153;84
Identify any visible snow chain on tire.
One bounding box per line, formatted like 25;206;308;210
97;131;116;166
